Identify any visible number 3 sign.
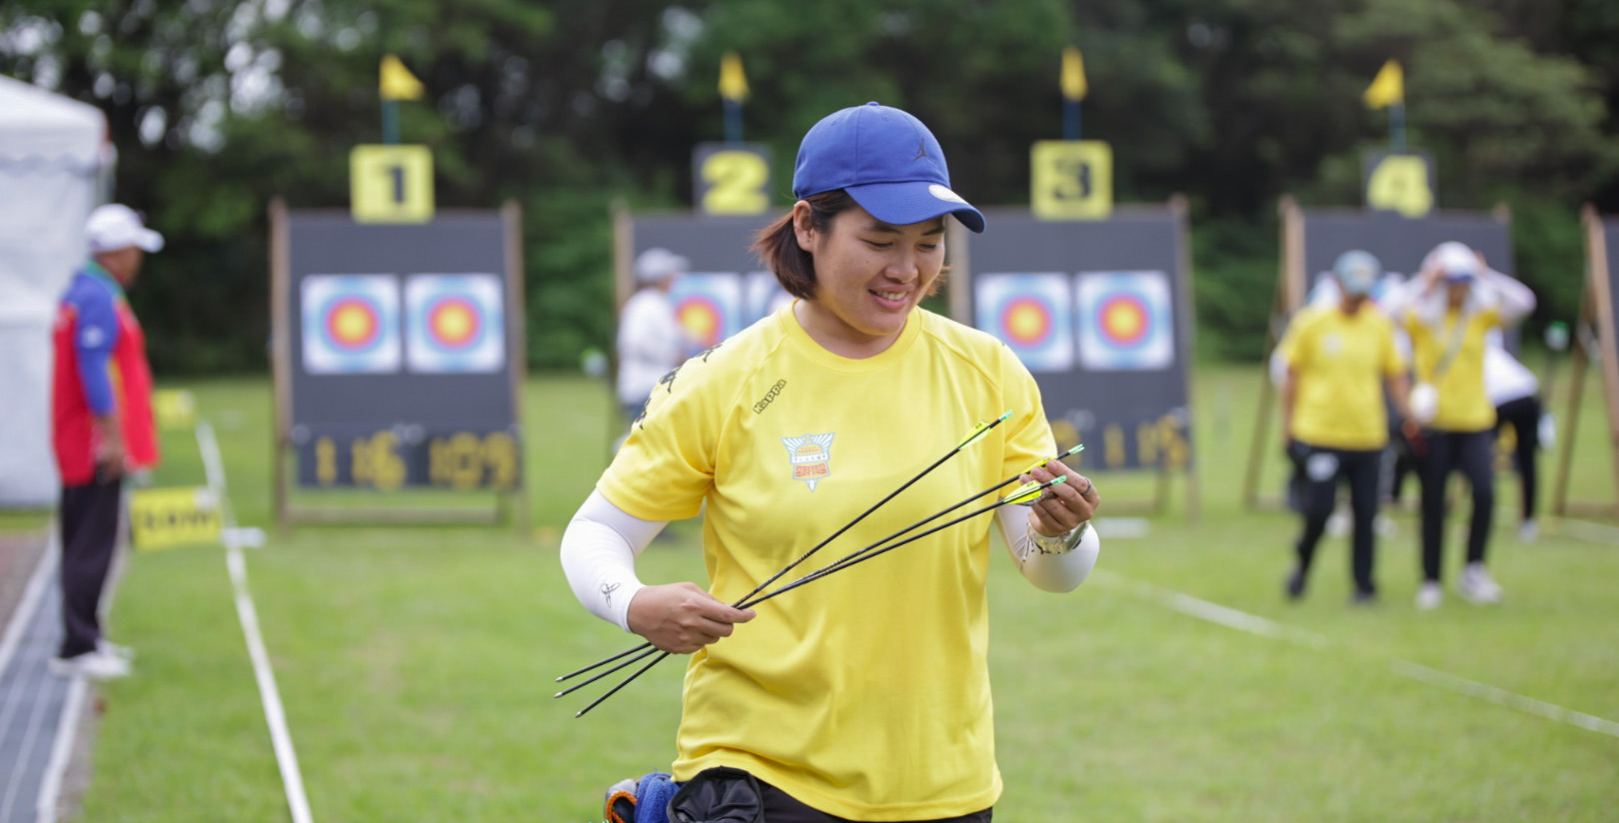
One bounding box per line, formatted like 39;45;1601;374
1031;140;1113;220
350;144;435;223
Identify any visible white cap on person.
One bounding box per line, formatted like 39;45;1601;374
635;247;688;285
86;204;164;253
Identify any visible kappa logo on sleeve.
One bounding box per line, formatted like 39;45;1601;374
753;379;787;414
781;433;834;491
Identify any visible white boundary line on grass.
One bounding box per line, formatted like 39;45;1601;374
1548;516;1619;545
198;421;314;823
1095;570;1619;740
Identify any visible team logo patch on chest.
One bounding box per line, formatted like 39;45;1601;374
781;433;835;491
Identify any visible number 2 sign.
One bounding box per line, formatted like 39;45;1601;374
692;142;772;216
350;144;435;223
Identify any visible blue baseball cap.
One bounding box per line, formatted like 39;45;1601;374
1332;250;1382;296
792;102;986;233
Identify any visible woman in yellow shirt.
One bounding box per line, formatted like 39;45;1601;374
562;103;1102;822
1385;242;1535;610
1278;250;1413;603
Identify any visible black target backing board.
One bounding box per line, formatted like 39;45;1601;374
1296;207;1513;301
270;202;526;523
955;205;1196;481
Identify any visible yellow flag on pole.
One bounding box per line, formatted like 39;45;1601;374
1061;46;1087;101
1363;59;1403;109
380;54;425;101
719;51;748;102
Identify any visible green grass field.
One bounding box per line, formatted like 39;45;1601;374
35;361;1619;822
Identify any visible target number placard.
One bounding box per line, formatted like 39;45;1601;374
1031;140;1113;220
693;143;772;216
351;145;435;224
1362;150;1435;219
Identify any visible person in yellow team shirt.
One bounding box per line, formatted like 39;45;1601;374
560;103;1102;822
1278;250;1414;604
1385;242;1535;610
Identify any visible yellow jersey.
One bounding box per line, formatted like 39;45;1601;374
1401;306;1501;433
1280;305;1405;450
599;305;1053;820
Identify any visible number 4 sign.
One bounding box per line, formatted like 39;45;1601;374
1361;150;1435;219
350;144;435;223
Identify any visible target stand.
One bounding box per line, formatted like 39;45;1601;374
269;199;528;528
951;200;1199;518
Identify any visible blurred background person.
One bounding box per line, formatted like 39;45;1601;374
1484;329;1544;542
616;247;696;434
1386;242;1535;610
49;204;164;680
1277;250;1413;604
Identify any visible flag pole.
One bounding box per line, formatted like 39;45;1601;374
1061;46;1087;142
1390;101;1406;153
383;101;400;145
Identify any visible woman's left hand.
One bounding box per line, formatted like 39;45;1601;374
1022;457;1099;537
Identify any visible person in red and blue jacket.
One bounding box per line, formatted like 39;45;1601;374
48;204;164;681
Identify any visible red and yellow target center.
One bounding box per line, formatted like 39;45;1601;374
1100;296;1148;344
328;300;378;347
678;301;720;344
1003;297;1051;345
429;299;479;347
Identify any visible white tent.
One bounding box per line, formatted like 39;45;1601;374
0;75;108;507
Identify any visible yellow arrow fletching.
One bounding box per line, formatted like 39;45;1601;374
1005;475;1068;506
957;410;1014;449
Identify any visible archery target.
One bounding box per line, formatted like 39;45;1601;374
670;272;744;348
301;274;401;374
405;273;505;373
1076;270;1174;371
745;270;794;326
974;272;1074;372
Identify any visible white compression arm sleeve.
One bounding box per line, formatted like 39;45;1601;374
559;490;669;631
995;505;1100;592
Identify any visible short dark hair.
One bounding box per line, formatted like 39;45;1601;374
751;190;857;300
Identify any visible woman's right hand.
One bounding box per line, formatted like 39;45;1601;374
626;582;756;653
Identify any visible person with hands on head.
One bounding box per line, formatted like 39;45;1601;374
1276;250;1414;605
1383;241;1535;610
48;204;164;681
561;101;1100;823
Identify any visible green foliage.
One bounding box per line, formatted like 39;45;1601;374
5;0;1619;369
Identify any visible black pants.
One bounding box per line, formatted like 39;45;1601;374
761;782;990;823
1291;443;1382;595
1495;395;1541;522
1417;429;1495;583
58;479;123;659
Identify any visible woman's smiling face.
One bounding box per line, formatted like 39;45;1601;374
792;201;946;357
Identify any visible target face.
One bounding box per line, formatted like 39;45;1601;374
974;272;1074;372
1076;270;1174;371
669;272;744;349
301;274;401;374
405;273;504;373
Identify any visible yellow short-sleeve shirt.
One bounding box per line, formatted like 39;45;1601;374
1280;305;1406;450
599;306;1054;820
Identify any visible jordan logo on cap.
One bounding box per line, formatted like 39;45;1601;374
913;141;929;161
